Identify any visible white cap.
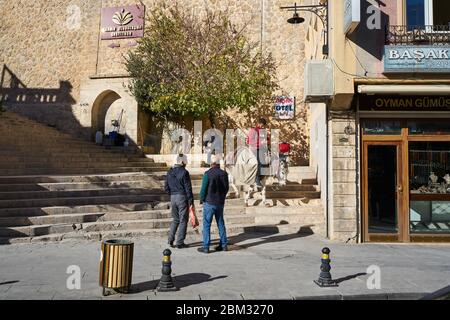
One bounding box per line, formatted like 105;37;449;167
174;154;188;166
211;154;222;165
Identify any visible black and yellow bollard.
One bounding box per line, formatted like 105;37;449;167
156;249;178;292
314;247;338;287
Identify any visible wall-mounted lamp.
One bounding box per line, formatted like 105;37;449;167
280;2;329;55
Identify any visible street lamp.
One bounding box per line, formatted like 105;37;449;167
280;2;329;55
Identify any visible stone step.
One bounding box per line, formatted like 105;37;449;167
253;213;325;225
0;154;146;161
0;146;111;152
0;181;163;192
0;210;170;227
0;194;171;209
264;184;318;192
0;227;232;244
0;221;325;244
245;204;323;213
0;173;166;184
0;213;260;237
0;166;169;176
0;190;242;208
0;161;164;169
0;182;223;194
242;198;323;207
0;179;204;192
263;191;320;199
0;139;96;145
0;152;144;159
0;187;167;200
0;206;252;227
0;186;241;201
0;202;247;220
0;202;166;217
300;178;318;185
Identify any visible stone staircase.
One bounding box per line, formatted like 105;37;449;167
0;111;325;244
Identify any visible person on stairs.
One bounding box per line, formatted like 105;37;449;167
164;154;194;249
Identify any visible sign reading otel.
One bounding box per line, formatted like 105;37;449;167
101;5;145;40
274;96;295;120
384;46;450;73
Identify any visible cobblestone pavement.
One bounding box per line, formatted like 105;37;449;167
0;232;449;300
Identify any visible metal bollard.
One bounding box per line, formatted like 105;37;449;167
156;249;178;292
314;247;338;287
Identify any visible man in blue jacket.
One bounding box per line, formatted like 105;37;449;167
198;155;229;253
165;154;194;249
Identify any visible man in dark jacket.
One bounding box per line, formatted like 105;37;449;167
164;154;194;249
197;155;229;254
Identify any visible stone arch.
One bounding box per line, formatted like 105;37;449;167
91;90;121;138
80;78;139;144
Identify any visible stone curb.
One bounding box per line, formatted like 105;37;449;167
294;292;428;300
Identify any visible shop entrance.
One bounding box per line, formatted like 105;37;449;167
363;142;406;242
361;119;450;243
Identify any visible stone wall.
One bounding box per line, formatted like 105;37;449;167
0;0;310;164
330;116;359;242
0;0;100;138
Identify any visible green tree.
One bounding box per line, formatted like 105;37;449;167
125;1;279;126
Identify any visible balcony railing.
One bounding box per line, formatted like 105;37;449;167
386;25;450;45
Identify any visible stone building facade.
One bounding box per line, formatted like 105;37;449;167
306;0;450;243
0;0;311;165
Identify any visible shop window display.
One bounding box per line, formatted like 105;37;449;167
410;142;450;233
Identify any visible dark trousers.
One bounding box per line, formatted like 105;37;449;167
251;147;266;186
168;194;189;246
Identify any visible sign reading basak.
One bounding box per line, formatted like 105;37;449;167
384;45;450;73
101;4;145;40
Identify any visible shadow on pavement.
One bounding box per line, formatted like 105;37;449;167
334;273;368;284
0;280;19;286
130;273;227;293
187;226;314;251
228;231;312;251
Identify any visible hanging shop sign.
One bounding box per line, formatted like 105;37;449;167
101;4;145;40
359;95;450;112
274;96;295;120
344;0;361;34
384;46;450;73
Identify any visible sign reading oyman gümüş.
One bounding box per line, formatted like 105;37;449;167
384;45;450;73
274;96;295;120
359;95;450;112
101;4;145;40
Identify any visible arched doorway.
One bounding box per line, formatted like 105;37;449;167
91;90;122;139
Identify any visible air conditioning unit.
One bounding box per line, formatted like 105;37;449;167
304;60;334;102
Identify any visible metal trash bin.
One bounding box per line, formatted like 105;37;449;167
99;239;134;296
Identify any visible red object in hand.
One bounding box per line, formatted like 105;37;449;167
189;205;199;228
279;142;290;153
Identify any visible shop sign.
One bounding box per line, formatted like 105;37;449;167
101;4;145;40
359;95;450;112
344;0;360;34
274;96;295;120
384;46;450;73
